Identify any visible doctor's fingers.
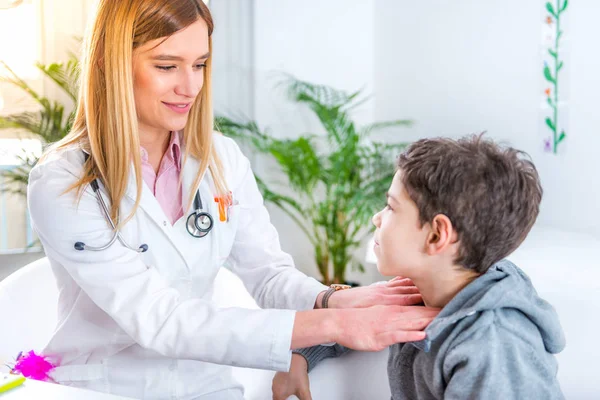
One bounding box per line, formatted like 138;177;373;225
273;390;310;400
273;386;312;400
375;327;428;347
380;293;423;306
371;317;434;347
387;276;415;286
383;305;440;320
384;285;421;295
296;389;313;400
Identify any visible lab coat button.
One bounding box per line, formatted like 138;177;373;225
163;221;167;227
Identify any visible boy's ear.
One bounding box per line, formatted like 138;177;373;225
425;214;457;255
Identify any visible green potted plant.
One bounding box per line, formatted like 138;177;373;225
216;77;412;285
0;57;79;195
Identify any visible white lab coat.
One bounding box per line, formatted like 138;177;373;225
27;133;327;400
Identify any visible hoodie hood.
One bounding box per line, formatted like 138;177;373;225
415;259;565;354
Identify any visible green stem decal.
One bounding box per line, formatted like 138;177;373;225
543;0;568;154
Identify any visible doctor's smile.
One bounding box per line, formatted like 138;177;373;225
162;102;193;114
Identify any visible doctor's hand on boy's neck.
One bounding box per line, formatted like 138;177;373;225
372;170;480;309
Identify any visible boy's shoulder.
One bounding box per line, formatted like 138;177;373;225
386;293;564;400
387;261;566;399
429;260;564;351
410;260;565;373
443;305;550;360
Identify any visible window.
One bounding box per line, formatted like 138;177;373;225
0;0;42;252
0;0;42;115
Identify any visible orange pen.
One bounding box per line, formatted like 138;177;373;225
214;196;226;222
214;192;233;222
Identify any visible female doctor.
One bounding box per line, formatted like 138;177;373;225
26;1;438;399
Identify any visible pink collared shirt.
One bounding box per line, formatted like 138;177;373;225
140;132;184;225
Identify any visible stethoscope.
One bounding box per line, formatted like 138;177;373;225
74;152;214;252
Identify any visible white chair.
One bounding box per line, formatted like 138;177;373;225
1;225;598;399
0;257;59;366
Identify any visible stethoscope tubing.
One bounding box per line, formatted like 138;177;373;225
74;178;213;252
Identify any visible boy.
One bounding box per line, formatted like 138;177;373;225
273;135;565;399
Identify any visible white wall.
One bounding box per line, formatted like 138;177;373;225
374;0;600;238
252;0;375;133
211;0;255;122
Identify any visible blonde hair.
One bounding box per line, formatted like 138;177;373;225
46;0;227;227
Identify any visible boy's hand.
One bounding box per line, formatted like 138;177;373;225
272;353;312;400
322;277;422;309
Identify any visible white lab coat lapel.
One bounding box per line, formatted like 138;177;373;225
122;155;218;276
123;163;187;261
180;155;202;216
124;164;170;228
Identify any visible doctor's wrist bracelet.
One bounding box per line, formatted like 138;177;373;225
321;284;352;308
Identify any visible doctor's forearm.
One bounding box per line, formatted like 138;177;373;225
290;309;338;349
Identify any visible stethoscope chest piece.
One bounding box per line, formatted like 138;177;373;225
186;209;214;238
185;186;214;238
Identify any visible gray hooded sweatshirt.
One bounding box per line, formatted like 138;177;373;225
297;260;566;399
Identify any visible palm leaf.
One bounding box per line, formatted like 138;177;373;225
216;115;272;152
0;152;37;196
283;77;361;146
267;136;322;193
254;175;316;246
361;119;413;138
217;115;323;193
0;55;79;192
0;116;21;129
281;76;357;109
0;102;70;144
0;112;43;135
36;59;80;102
0;61;41;102
255;175;305;215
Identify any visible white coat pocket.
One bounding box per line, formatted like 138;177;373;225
215;204;241;265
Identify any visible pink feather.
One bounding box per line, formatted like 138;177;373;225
13;350;56;381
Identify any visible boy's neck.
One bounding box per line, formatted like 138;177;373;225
412;264;480;309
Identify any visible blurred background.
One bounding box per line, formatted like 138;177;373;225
1;0;598;286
